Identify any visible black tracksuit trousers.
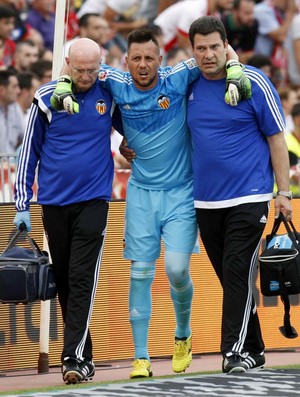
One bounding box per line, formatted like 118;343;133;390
196;201;269;356
42;199;108;363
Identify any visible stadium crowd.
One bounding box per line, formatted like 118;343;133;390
0;0;300;196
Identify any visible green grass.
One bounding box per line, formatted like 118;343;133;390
1;364;300;396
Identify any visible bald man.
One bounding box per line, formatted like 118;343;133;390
14;38;118;385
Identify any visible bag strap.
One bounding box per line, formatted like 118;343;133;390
281;215;300;245
277;213;299;246
269;213;299;338
2;228;44;259
277;268;298;339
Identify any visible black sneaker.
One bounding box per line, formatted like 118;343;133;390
222;353;248;373
80;359;95;381
242;352;265;370
61;359;84;384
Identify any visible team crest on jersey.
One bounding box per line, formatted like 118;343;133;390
157;95;170;109
98;70;108;80
96;99;107;114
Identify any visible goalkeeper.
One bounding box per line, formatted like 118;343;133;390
50;27;252;379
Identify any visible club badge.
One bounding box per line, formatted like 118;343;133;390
157;95;170;109
96;99;107;114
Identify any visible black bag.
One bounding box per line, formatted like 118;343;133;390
0;227;57;304
259;213;300;339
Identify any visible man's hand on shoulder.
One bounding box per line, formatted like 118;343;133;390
50;75;79;114
225;60;252;106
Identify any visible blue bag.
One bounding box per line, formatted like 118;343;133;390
0;228;56;304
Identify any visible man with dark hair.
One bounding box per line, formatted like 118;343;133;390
50;27;251;379
0;5;17;68
12;39;39;73
221;0;258;63
187;15;292;373
65;13;111;61
16;71;40;125
0;69;23;152
30;59;52;84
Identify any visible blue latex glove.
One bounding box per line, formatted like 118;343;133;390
13;211;31;232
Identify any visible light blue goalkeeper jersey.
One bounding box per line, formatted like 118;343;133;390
98;59;200;190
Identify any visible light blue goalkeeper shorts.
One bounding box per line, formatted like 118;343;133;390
123;179;198;261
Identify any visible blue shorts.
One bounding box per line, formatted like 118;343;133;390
123;180;198;261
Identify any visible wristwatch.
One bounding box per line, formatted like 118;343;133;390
277;191;293;200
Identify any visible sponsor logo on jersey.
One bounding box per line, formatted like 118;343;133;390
96;99;107;114
157;95;170;109
123;104;131;110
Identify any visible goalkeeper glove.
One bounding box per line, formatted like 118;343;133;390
225;60;252;106
50;75;79;114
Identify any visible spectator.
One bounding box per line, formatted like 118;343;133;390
157;0;181;14
16;71;40;126
277;85;299;135
247;53;273;79
39;47;53;62
285;102;300;197
12;39;39;73
65;13;111;62
0;69;23;153
77;7;123;63
254;0;297;86
166;46;189;67
13;38;118;385
76;0;172;21
30;59;52;84
247;53;285;88
102;0;149;51
187;15;292;373
0;0;43;46
285;11;300;86
76;0;106;19
154;0;234;56
0;5;16;69
25;0;56;51
221;0;258;64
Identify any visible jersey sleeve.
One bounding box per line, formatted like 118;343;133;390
246;67;285;136
165;58;200;95
14;90;49;211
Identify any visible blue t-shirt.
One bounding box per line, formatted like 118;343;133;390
187;65;285;208
15;81;115;210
